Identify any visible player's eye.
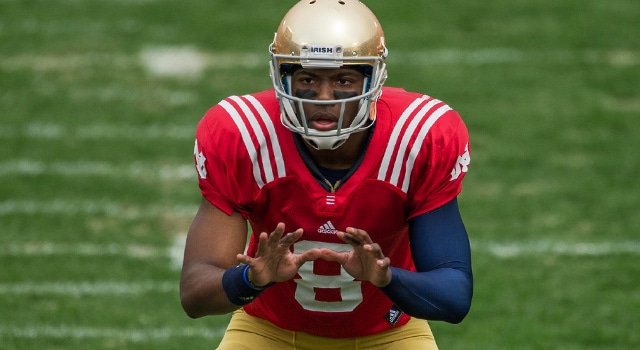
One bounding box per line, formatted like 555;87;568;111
295;76;315;85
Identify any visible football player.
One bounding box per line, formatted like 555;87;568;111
180;1;473;349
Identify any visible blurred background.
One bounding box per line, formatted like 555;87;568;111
1;0;638;349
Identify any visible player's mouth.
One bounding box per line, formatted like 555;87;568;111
310;118;338;131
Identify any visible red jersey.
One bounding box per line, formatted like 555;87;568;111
194;87;470;338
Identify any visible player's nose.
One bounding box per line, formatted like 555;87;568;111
316;81;334;101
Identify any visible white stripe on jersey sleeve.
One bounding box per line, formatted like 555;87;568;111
377;95;453;193
219;98;266;188
401;104;451;192
389;98;441;185
243;95;286;178
228;95;275;184
377;95;429;180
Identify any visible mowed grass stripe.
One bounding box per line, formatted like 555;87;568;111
0;324;226;341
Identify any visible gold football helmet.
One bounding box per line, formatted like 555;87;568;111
269;0;388;150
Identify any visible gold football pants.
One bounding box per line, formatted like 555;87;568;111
216;308;439;350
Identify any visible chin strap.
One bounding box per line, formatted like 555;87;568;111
301;134;349;150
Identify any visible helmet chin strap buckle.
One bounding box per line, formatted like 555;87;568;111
300;44;344;68
302;134;349;151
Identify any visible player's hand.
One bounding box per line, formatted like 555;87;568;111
236;222;321;287
321;227;392;287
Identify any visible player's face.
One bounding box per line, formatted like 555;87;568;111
290;67;365;132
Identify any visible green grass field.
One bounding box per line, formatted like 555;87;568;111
1;0;639;349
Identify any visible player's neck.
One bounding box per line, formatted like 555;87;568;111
305;131;368;170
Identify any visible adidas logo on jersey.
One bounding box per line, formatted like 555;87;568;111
385;305;403;326
318;221;338;235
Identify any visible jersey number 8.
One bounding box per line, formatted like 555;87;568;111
293;241;363;312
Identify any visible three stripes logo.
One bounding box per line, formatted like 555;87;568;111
317;221;338;235
326;195;336;205
385;305;403;326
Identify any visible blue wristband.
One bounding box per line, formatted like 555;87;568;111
222;265;272;306
241;264;274;290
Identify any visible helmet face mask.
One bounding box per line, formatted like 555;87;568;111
269;0;388;150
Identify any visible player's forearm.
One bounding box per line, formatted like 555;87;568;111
380;266;472;323
179;264;240;318
393;198;472;322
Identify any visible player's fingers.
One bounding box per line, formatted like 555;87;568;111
318;248;349;265
268;223;286;245
364;243;384;257
337;231;362;247
236;253;253;265
255;231;271;257
280;228;303;247
363;247;384;261
297;248;323;264
346;227;373;244
377;257;391;268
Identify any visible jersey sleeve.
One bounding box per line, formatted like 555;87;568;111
408;109;470;218
193;104;254;218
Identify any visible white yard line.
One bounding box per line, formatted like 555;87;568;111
474;240;640;258
0;241;167;258
0;324;226;341
0;122;194;140
0;281;176;296
0;199;197;218
0;237;187;270
0;159;193;180
2;238;639;262
169;234;187;270
1;48;636;74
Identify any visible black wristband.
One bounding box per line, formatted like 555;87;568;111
221;265;271;306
